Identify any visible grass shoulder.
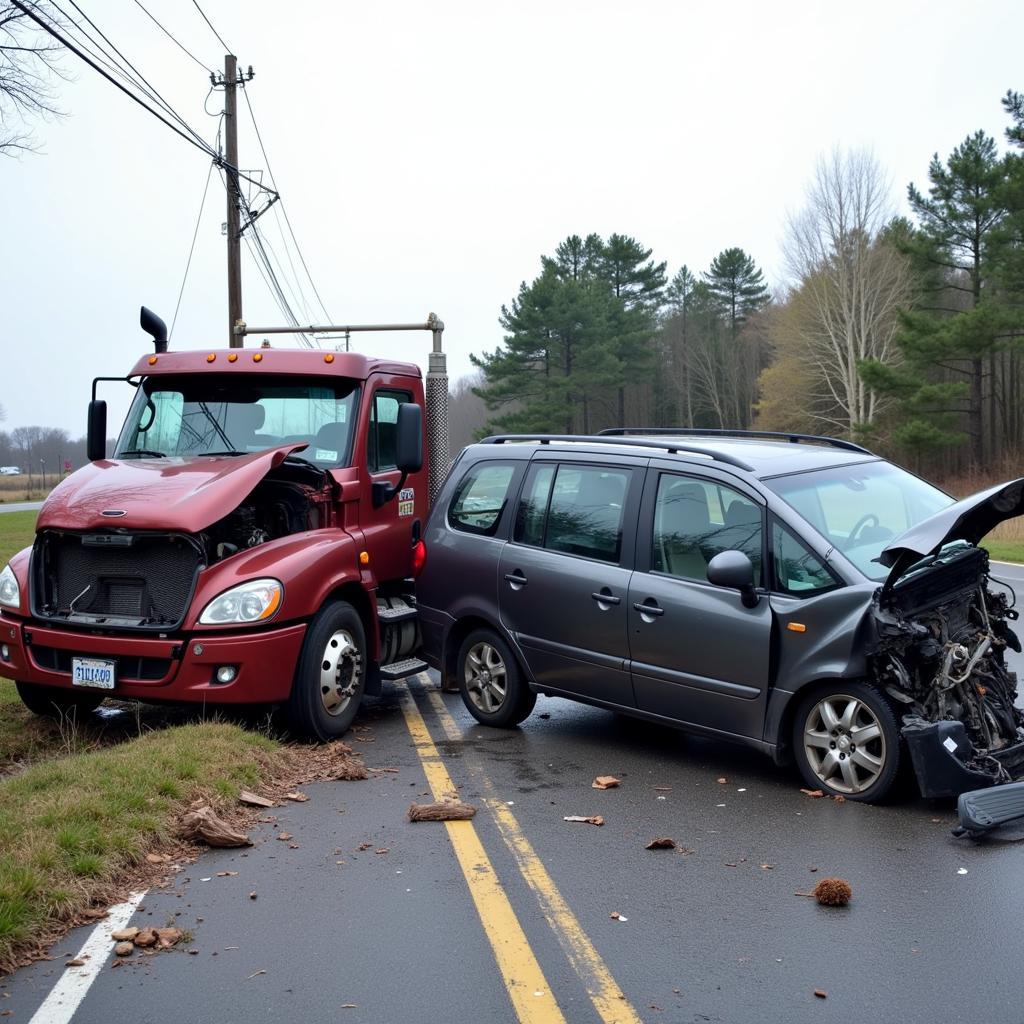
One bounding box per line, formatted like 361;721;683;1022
0;720;282;971
984;541;1024;565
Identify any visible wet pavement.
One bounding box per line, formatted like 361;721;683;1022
5;672;1024;1024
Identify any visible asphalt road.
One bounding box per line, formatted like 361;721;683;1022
6;671;1024;1024
0;501;43;515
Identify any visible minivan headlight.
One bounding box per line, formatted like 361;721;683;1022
0;564;20;609
199;579;282;625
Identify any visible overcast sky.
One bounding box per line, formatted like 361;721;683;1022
1;0;1021;437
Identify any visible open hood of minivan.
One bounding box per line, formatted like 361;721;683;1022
37;443;309;534
880;477;1024;583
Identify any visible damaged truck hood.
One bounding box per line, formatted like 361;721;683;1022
38;444;310;533
879;477;1024;585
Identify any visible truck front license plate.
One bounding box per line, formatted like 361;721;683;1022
71;657;116;690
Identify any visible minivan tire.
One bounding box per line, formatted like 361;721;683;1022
457;629;536;728
16;681;104;718
285;600;366;740
792;681;900;803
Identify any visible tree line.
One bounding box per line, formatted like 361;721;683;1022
471;90;1024;477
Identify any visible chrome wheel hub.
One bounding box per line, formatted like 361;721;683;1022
465;642;508;714
803;694;885;794
319;629;361;717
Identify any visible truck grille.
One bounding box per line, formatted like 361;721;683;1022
32;531;202;630
31;645;172;681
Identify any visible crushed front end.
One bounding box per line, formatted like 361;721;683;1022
870;543;1024;798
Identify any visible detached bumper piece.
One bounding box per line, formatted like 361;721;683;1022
902;716;1024;800
954;782;1024;838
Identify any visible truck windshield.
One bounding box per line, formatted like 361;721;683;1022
765;461;954;581
115;374;359;467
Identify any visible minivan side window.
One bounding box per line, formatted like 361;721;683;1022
513;463;630;563
771;519;839;596
448;463;517;536
652;474;762;585
368;390;411;472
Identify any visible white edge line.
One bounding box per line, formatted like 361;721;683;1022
29;890;147;1024
990;560;1024;569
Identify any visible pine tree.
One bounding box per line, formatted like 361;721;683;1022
703;248;770;342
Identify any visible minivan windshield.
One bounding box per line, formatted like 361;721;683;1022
114;374;359;468
766;461;954;581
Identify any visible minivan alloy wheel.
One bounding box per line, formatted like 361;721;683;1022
464;641;508;713
802;693;886;794
320;628;362;717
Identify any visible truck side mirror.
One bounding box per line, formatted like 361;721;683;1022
706;550;759;608
87;400;107;462
395;403;423;474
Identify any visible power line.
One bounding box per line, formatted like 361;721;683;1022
132;0;212;73
170;160;215;341
240;84;332;323
9;1;274;195
191;0;230;53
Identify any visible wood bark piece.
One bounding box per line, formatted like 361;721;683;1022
563;815;604;826
180;803;252;848
645;837;677;850
592;776;620;789
408;801;478;822
238;790;275;808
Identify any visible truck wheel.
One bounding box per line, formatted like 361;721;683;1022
792;681;900;803
15;681;104;718
286;600;366;740
457;629;536;728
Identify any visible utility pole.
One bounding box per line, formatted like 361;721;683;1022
224;54;242;348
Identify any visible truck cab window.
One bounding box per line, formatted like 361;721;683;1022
368;390;411;472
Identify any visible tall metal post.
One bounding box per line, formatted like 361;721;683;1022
224;54;243;348
425;313;449;502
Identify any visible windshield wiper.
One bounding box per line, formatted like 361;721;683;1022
118;449;167;458
202;450;250;457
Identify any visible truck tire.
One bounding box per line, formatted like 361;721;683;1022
15;681;104;718
285;600;367;740
456;629;536;728
792;681;900;803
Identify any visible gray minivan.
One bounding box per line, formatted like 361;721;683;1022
416;430;1024;803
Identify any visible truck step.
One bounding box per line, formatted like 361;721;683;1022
377;598;418;624
379;657;429;681
954;781;1024;837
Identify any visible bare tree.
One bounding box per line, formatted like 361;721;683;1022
1;2;67;154
781;149;912;434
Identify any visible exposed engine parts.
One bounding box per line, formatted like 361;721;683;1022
871;544;1023;787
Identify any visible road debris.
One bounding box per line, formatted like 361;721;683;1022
814;989;828;999
564;815;605;826
592;776;620;789
408;801;477;821
133;929;158;948
609;912;628;922
64;959;86;967
277;832;294;842
800;788;825;798
813;877;852;906
249;891;258;900
284;791;310;802
653;786;672;792
180;801;252;848
717;777;728;784
215;871;238;877
146;852;171;864
238;791;275;808
111;927;139;942
645;837;677;850
247;969;266;980
958;867;969;875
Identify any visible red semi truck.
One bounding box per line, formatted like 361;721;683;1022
0;309;450;738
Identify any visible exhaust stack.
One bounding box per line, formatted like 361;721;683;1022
140;306;168;354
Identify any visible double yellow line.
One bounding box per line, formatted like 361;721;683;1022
396;679;642;1024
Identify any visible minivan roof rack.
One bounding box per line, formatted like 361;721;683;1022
597;427;873;455
479;434;754;471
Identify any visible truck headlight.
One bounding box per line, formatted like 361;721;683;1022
199;579;282;625
0;564;20;609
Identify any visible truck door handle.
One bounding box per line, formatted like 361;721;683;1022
633;600;664;618
591;589;621;607
504;571;528;590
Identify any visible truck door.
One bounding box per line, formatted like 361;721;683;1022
627;468;771;739
498;458;640;708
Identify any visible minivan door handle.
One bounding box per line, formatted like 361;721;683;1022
633;600;665;620
504;571;528;591
591;589;621;608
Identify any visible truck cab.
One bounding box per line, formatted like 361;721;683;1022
0;340;432;739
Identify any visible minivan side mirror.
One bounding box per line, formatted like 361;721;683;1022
395;402;424;474
707;550;759;608
87;400;107;462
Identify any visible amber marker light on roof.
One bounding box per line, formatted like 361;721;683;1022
324;353;335;363
253;352;263;363
206;353;216;363
787;622;807;633
228;353;238;363
148;356;158;365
